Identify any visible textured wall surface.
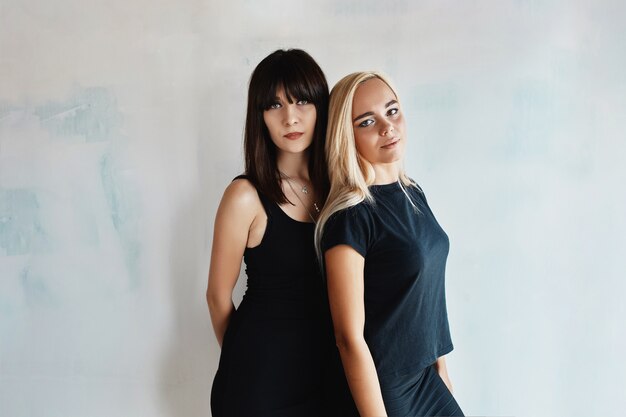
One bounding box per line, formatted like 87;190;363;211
1;1;625;416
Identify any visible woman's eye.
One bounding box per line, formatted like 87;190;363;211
268;102;281;110
388;108;399;116
358;119;374;128
297;99;309;105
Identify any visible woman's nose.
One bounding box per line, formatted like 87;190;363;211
283;104;298;126
380;121;394;136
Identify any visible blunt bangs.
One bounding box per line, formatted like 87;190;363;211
252;50;327;111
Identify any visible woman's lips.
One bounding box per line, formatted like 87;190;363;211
381;138;400;149
284;132;304;140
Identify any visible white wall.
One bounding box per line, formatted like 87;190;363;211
1;1;625;416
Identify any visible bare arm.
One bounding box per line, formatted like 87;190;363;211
206;180;262;346
325;245;387;417
435;355;454;393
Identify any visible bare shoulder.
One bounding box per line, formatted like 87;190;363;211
223;177;259;203
218;178;263;219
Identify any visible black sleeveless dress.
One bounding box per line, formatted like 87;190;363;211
211;177;351;416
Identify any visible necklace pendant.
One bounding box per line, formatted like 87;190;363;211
313;202;320;213
301;186;308;194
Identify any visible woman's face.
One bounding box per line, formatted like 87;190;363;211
351;77;405;165
263;87;317;155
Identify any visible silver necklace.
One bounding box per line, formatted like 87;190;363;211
279;172;320;222
281;171;309;194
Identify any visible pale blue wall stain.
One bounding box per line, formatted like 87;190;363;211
501;77;594;178
0;102;20;121
33;87;122;142
100;153;124;231
20;267;54;307
407;83;460;172
1;87;141;287
490;80;558;162
100;153;141;287
410;83;459;112
0;189;48;256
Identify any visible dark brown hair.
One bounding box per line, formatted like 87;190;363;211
244;49;330;206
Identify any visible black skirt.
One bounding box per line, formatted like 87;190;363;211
210;302;329;417
381;363;464;417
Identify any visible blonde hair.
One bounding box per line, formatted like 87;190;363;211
314;71;417;261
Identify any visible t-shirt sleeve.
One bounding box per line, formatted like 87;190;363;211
321;204;373;258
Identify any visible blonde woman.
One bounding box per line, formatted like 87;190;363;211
316;72;464;417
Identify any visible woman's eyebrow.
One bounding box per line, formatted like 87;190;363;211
353;111;373;122
385;99;398;107
353;100;398;122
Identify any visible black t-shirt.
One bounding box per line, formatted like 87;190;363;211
322;181;454;383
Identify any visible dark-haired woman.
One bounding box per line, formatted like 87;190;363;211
206;49;351;417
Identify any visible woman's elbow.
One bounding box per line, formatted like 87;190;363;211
206;288;229;313
205;287;215;308
334;331;366;355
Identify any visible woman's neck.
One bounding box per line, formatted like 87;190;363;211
276;151;310;180
370;162;401;185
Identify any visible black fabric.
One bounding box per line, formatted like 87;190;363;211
322;181;455;386
382;363;464;416
211;176;356;417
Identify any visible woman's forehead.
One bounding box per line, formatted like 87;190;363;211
353;78;397;110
